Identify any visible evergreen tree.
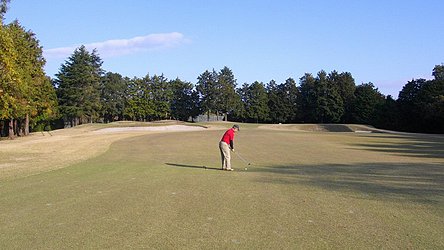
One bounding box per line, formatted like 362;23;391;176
350;83;385;125
242;81;269;123
328;71;355;122
100;72;127;122
298;73;317;122
231;86;247;122
429;65;444;132
217;66;238;121
150;74;172;120
123;76;154;121
397;73;444;133
267;78;299;123
397;78;426;132
170;78;200;121
299;71;344;123
54;46;103;126
196;69;218;121
315;70;344;123
267;80;285;123
374;95;399;130
281;77;299;122
397;66;444;133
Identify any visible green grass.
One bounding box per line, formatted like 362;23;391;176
1;126;443;249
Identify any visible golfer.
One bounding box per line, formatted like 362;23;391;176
219;124;239;171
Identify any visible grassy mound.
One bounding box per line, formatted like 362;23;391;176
261;124;380;133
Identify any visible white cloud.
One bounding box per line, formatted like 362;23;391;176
44;32;187;59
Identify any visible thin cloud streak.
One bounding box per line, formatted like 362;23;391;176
44;32;187;59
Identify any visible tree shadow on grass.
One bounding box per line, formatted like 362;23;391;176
252;162;444;206
351;134;444;159
165;163;222;171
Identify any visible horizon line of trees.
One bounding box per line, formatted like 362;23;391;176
1;0;443;137
1;1;58;139
50;45;444;134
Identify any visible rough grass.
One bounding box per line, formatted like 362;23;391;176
0;123;443;249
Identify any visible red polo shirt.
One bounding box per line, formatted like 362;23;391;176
221;128;235;147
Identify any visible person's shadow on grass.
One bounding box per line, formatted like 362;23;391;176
165;163;222;171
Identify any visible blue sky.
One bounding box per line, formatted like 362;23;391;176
4;0;443;97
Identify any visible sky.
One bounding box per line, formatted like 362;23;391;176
4;0;444;98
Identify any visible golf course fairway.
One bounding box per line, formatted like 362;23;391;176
1;123;443;249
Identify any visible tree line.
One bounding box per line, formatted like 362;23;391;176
51;46;444;134
0;1;58;138
1;0;443;137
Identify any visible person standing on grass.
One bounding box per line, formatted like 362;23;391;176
219;124;239;171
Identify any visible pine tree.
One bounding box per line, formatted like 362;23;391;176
217;66;238;121
397;66;444;133
196;70;218;121
350;83;385;125
170;78;200;121
54;46;103;126
397;79;426;132
267;78;299;123
281;78;299;122
299;71;344;123
100;72;127;122
150;74;172;120
242;81;269;123
328;71;355;122
267;80;284;123
123;76;154;121
298;73;317;122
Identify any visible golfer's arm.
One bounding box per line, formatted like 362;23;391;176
230;140;234;149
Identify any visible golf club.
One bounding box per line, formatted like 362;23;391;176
234;151;252;169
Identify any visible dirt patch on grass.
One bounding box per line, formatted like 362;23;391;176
0;124;206;180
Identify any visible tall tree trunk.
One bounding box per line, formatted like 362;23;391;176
15;119;22;136
19;119;24;136
25;114;30;135
8;119;14;139
0;121;4;137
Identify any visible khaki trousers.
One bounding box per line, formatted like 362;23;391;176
219;141;232;170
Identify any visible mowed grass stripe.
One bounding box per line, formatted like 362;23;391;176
1;127;443;249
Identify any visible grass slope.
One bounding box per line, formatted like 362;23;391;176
1;125;443;249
